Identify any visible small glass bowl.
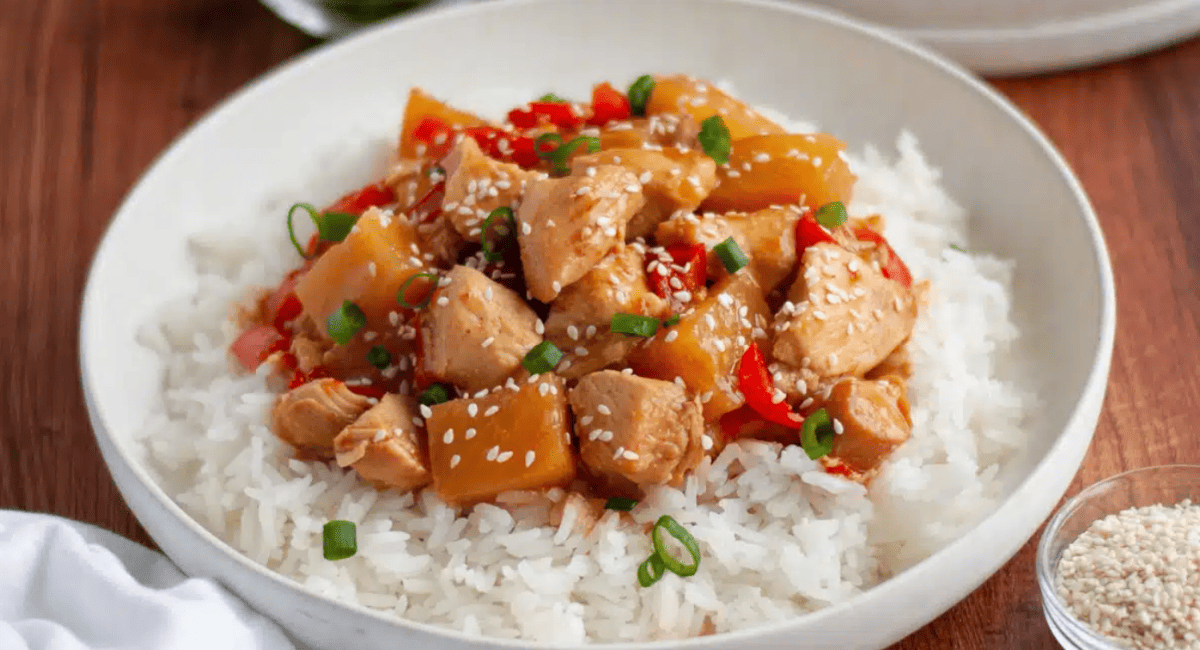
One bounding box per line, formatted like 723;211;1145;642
1036;464;1200;650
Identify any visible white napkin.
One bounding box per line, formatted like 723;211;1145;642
0;511;296;650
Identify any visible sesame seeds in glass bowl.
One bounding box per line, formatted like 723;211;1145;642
1036;465;1200;650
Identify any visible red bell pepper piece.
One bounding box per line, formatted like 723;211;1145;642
735;342;803;428
795;212;836;252
853;226;913;288
587;82;631;126
272;293;303;332
647;243;707;302
230;325;282;371
719;405;762;441
508;135;541;168
325;182;396;216
824;460;854;477
508;101;584;130
411;116;455;158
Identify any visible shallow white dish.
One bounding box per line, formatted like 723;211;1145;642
79;0;1116;648
811;0;1200;75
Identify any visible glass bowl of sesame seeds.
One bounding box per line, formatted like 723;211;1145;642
1036;464;1200;650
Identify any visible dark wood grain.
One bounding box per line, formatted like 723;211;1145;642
2;1;1197;648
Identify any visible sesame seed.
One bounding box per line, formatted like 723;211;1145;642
482;336;495;348
372;429;387;443
575;346;589;356
597;405;612;415
585;325;597;338
484;405;500;417
468;404;478;417
535;320;545;335
538;382;550;396
443;429;454;444
665;330;679;342
568;325;579;340
497;450;513;463
580;415;593;426
411;416;424;427
465;428;477;440
718;294;733;307
419;404;433;418
833;419;845;435
552;281;562;293
799;397;814;409
525;451;536;467
623;450;640;460
639;171;653;183
813;310;827;320
486;446;499;461
599;430;614;442
612;446;626;460
714;339;726;352
704;314;716;329
673;290;692;302
450;455;461;468
436;296;450;307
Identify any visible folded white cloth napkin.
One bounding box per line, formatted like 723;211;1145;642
0;511;296;650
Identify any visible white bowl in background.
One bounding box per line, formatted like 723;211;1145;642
80;0;1117;648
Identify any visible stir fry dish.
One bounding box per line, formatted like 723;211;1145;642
231;74;918;516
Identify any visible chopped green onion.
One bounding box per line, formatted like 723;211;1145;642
522;341;563;375
950;244;966;253
815;201;848;229
536;134;601;175
398;272;438;310
713;237;749;274
627;75;655;116
539;93;566;102
482;207;516;262
651;515;701;577
326;301;366;345
663;314;680;327
287;203;359;259
605;497;638;512
418;383;450;406
366;345;391;370
323;520;357;561
800;408;835;460
638;553;666;587
698;115;731;165
610;313;659;338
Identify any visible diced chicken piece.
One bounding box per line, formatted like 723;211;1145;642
656;207;800;295
866;344;911;381
517;166;646;302
272;378;372;458
773;243;916;378
824;376;912;472
544;246;670;379
628;272;772;420
645;75;786;140
571;148;717;240
426;373;576;506
440;138;540;238
420;265;541;392
597;114;701;151
570;370;704;488
294;208;434;337
333;394;431;492
766;361;822;405
549;492;607;538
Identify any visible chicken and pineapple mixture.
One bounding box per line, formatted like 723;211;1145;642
231;75;919;514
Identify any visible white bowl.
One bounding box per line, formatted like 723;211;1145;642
79;0;1116;648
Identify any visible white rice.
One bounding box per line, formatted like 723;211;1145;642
133;98;1032;642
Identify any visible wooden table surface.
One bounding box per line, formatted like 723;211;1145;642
3;0;1198;647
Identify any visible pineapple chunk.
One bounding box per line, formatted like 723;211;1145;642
645;75;785;141
700;134;855;214
398;88;485;159
425;374;576;505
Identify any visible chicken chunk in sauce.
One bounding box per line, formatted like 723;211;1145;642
334;393;432;492
272;378;372;459
824;376;913;472
569;370;704;490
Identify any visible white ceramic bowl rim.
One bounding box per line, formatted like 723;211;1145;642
79;0;1117;647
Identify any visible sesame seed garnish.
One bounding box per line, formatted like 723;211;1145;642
525;451;536;467
589;429;602;441
552;281;562;293
574;346;588;356
484;405;500;417
535;320;545;335
497;450;513;463
486;446;499;461
580;415;593;426
585;325;597;338
612;446;626;460
597;405;612;415
832;419;845;435
436;296;450;307
481;336;495;348
718;294;733;307
714;339;726;352
372;429;387;443
411;416;424;427
467;404;478;417
701;434;714;450
704;314;716;329
465;428;477;440
665;330;679;342
813;310;827;320
673;290;693;302
538;382;550;396
443;429;454;444
419;404;433;418
600;430;614;442
622;450;640;460
568;325;579;340
799;397;814;409
450;455;461;468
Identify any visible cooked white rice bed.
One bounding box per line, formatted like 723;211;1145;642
134;105;1031;642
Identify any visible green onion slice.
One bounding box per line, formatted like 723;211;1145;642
605;497;638;512
522;341;563;375
323;520;357;561
482;207;516;262
398;272;438;310
627;75;655;116
950;244;966;253
800;407;835;460
326;301;366;346
663;314;680;327
366;345;391;370
698;115;732;165
536;134;601;175
539;93;566;102
651;515;701;577
287;202;359;258
713;237;749;274
637;553;667;588
610;313;659;338
815;201;848;229
418;383;450;406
